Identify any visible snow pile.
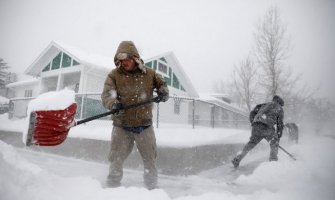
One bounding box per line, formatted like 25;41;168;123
22;88;76;145
26;88;75;112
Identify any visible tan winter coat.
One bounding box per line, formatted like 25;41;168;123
101;41;169;127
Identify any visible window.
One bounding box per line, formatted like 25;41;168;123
164;67;172;86
158;62;168;74
145;61;152;68
181;85;186;92
73;59;80;66
42;63;50;72
51;52;61;70
61;72;81;93
62;53;72;68
24;90;33;97
159;57;167;63
172;73;180;89
42;52;81;73
41;76;58;93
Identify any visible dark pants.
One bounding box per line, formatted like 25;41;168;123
234;123;280;164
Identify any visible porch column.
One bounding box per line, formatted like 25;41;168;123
56;74;62;91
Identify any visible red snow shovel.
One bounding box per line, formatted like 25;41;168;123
26;98;156;146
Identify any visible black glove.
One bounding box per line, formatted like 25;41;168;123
277;131;283;139
111;103;124;115
153;91;169;103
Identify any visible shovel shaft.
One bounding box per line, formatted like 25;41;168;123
74;99;155;126
75;110;114;126
279;145;297;160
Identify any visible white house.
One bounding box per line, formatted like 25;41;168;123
7;41;247;127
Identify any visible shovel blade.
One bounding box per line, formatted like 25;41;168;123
26;103;77;146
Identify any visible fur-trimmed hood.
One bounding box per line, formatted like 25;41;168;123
114;41;146;73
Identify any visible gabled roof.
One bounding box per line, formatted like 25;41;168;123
23;41;199;97
24;41;114;76
144;52;199;98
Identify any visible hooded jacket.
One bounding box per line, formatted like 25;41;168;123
101;41;169;127
250;100;284;135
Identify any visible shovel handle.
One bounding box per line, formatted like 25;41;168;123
74;98;155;126
279;145;297;160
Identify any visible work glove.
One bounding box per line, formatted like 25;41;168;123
153;91;169;103
111;102;124;115
277;131;283;139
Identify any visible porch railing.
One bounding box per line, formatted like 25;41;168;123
7;93;249;129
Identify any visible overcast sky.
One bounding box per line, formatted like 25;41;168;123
0;0;334;101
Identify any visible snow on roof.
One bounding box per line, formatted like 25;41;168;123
199;93;247;117
6;78;39;88
24;41;114;76
0;96;9;104
145;52;199;98
52;41;114;70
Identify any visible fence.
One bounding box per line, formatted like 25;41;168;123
8;93;249;129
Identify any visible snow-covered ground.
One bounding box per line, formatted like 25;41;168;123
1;89;335;199
1;112;335;200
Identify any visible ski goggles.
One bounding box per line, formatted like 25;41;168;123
116;52;132;60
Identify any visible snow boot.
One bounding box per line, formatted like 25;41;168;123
106;179;121;188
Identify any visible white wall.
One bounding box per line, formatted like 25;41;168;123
152;99;189;125
13;84;39;98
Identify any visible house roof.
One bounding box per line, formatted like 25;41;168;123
6;78;39;88
24;41;114;76
145;52;199;98
199;93;247;117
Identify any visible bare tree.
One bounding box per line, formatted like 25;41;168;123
253;6;291;98
252;6;317;122
232;56;259;112
215;6;315;118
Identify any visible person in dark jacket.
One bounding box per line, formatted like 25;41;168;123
231;95;284;168
101;41;169;189
285;123;299;144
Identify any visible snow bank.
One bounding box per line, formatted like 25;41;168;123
22;88;76;145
